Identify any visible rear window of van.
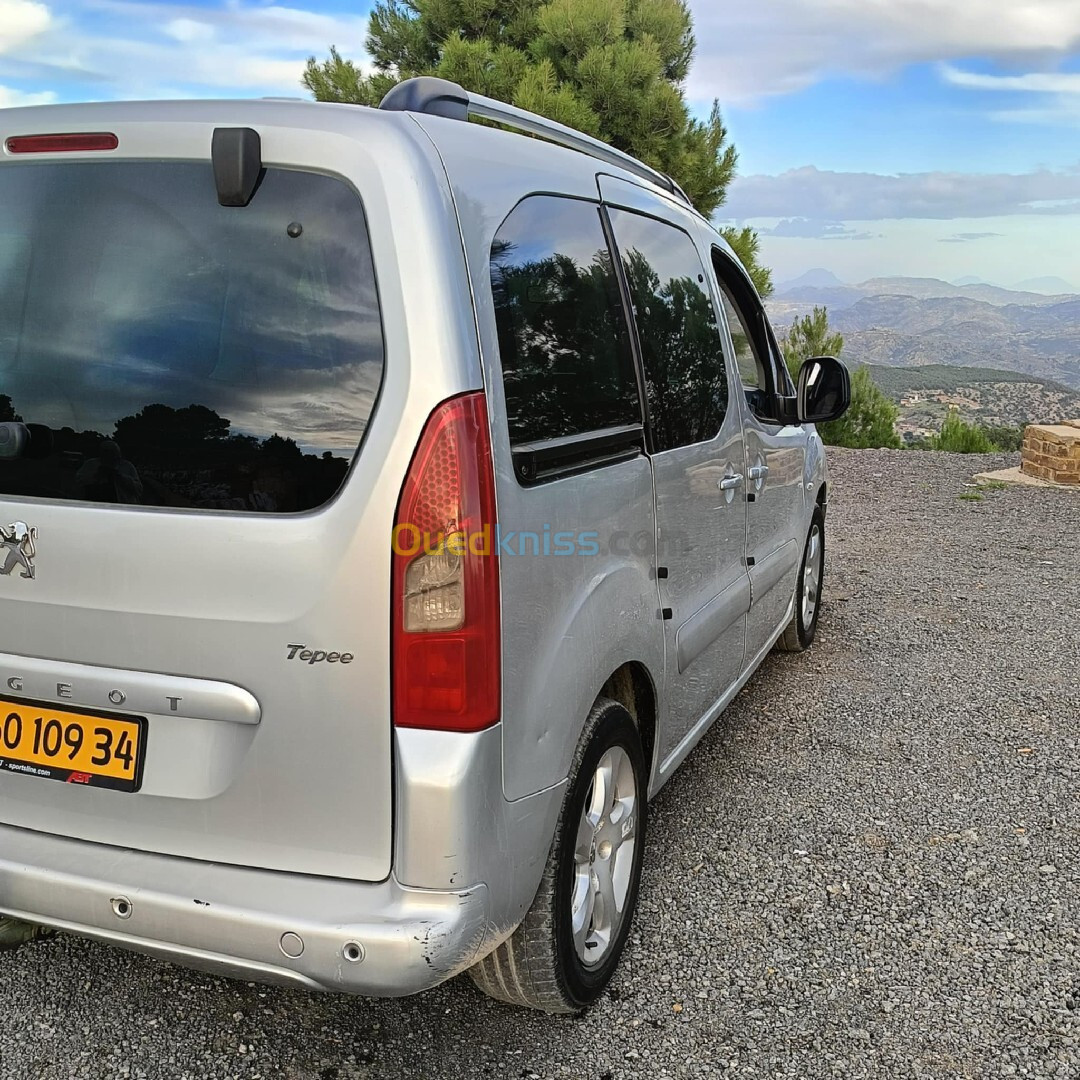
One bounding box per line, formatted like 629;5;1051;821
0;161;384;514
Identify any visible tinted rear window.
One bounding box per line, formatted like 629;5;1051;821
0;161;383;513
490;196;640;446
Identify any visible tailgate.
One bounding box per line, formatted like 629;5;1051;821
0;102;459;880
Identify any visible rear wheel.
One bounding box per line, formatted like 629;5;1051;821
468;698;647;1013
777;505;825;653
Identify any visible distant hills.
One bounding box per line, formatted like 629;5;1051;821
862;364;1080;438
772;275;1076;311
777;268;847;290
1014;276;1078;295
768;273;1080;392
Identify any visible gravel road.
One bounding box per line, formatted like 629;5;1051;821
2;449;1078;1080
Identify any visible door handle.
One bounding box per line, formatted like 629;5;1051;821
748;464;770;481
718;474;744;491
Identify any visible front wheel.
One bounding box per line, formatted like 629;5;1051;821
468;698;648;1013
777;505;826;653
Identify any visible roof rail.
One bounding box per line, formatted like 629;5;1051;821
379;76;693;210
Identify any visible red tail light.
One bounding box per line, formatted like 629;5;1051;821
6;133;118;154
392;392;500;732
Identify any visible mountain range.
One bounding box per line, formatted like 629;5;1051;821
769;273;1080;391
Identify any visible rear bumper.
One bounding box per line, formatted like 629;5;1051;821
0;823;492;996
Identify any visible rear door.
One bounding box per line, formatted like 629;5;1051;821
605;198;749;764
0;105;464;880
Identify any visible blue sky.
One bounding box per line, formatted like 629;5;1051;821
2;0;1080;287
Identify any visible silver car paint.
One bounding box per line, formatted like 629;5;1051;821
0;99;488;883
0;97;828;996
415;114;670;802
0;819;494;994
598;178;752;763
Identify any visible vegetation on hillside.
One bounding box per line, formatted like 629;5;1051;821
927;412;995;453
864;364;1078;397
905;418;1023;453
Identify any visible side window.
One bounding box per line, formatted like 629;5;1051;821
490;196;640;447
711;249;793;420
607;209;728;452
716;287;764;394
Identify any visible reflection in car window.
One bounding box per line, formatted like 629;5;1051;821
716;287;763;393
490;196;640;446
607;209;728;452
0;162;383;513
711;249;793;418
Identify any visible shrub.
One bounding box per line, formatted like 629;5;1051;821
981;425;1024;452
931;412;995;453
818;367;903;449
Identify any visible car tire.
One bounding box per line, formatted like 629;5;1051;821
777;504;826;653
468;697;648;1013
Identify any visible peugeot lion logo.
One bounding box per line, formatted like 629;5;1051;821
0;522;37;580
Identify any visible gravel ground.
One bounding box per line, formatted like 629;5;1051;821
3;449;1078;1080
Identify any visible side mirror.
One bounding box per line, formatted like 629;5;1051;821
797;356;850;424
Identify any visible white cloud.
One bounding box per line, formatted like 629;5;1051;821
938;231;1004;243
4;1;370;101
0;0;51;55
942;66;1080;94
686;0;1080;102
941;63;1080;127
163;18;216;45
0;82;56;107
758;218;879;240
722;164;1080;221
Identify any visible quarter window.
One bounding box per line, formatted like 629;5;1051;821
716;287;764;394
608;209;728;452
711;249;794;420
490;197;640;447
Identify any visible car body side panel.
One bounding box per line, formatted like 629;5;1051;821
598;183;752;760
414;116;667;802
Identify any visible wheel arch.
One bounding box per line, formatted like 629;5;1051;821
597;661;659;794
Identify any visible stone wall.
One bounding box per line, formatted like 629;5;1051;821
1022;421;1080;485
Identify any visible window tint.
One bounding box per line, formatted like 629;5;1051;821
0;162;383;513
608;209;728;452
490;197;640;446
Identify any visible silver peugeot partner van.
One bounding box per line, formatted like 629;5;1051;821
0;77;849;1012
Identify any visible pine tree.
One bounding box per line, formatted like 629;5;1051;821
777;306;900;448
780;305;845;382
303;0;770;295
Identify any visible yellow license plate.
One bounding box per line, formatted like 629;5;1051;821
0;697;145;792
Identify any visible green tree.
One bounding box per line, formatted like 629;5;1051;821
818;367;902;449
777;306;900;449
304;0;771;295
779;305;845;383
930;411;995;453
980;424;1024;452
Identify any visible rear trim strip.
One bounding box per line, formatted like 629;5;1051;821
0;652;260;725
